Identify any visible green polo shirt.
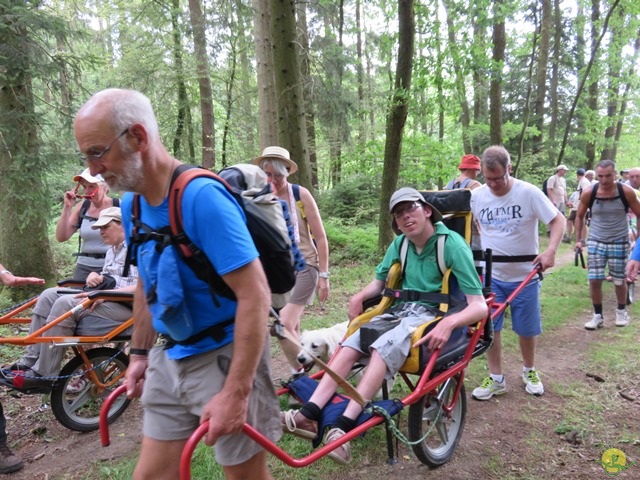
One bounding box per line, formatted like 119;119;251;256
375;222;482;300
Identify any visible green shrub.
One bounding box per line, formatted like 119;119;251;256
324;219;379;264
317;175;380;223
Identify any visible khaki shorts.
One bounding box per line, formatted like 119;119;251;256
288;265;319;305
141;334;282;466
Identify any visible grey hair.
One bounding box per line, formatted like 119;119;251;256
481;145;511;171
88;89;160;143
259;158;290;177
596;159;616;171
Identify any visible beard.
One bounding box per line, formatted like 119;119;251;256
104;151;146;194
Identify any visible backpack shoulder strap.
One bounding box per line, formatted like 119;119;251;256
399;235;409;277
459;178;472;189
436;234;447;277
292;183;307;220
588;182;599;210
444;180;454;190
74;198;93;254
617;182;630;213
168;165;230;260
113;197;120;208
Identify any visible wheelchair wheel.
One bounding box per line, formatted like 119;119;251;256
407;376;466;467
50;347;130;432
627;281;634;305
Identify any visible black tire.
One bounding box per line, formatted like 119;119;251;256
627;282;634;305
407;376;466;468
50;347;130;432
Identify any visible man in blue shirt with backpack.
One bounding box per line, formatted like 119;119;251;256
73;89;281;480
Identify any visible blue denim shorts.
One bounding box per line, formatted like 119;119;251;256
491;278;542;337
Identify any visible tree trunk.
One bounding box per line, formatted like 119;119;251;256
270;0;312;191
378;0;415;251
472;7;489;152
584;0;600;165
515;5;538;176
252;0;278;148
532;0;551;154
170;0;189;160
600;8;624;161
547;0;561;164
0;7;55;293
296;0;319;187
557;0;621;165
442;0;471;153
356;0;366;145
489;0;505;146
187;0;215;168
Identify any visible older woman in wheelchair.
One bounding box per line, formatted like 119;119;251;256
1;207;137;392
280;188;488;464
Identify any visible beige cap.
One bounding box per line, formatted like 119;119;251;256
91;207;122;229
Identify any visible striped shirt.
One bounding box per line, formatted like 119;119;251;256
101;241;138;289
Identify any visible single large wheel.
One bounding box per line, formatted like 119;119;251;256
627;281;635;305
50;347;130;432
407;376;466;467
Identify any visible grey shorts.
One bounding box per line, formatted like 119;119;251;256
288;265;319;305
341;303;436;380
141;334;282;466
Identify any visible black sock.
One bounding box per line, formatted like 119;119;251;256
334;415;357;433
594;304;603;316
299;402;322;422
617;304;626;311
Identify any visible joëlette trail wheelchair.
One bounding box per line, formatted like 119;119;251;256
99;189;541;479
0;285;133;432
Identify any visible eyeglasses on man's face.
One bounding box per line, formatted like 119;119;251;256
392;202;422;219
484;171;509;185
78;129;128;164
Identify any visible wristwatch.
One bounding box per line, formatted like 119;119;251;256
319;271;331;279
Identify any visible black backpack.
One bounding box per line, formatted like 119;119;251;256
126;164;300;307
541;178;549;197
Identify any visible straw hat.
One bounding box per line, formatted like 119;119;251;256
251;146;298;174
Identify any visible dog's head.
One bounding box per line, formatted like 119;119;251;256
297;331;330;368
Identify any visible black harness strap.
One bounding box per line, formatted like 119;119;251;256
472;251;537;263
159;318;235;348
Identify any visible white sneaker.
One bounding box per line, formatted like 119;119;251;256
585;314;604;330
615;309;629;327
472;377;506;400
523;369;544;396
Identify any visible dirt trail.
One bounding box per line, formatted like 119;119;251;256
4;248;638;479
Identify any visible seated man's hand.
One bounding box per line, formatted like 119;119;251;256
85;272;103;288
413;319;452;352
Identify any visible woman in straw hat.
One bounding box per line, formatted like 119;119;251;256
253;146;330;373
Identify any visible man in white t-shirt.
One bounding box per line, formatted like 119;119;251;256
470;146;565;400
546;165;568;213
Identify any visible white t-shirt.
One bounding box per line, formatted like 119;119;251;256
471;179;559;282
578;177;591;195
546;174;566;208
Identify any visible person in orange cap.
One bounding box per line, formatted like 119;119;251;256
444;154;482;191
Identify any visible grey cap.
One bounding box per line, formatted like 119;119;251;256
389;188;443;233
577;168;586;175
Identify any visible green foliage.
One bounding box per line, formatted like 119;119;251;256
317;175;380;223
323;219;379;264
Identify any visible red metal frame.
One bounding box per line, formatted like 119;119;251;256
98;288;523;480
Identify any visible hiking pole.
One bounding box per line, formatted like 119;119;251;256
269;308;368;407
574;247;585;269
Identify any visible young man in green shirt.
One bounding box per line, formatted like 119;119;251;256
281;187;488;464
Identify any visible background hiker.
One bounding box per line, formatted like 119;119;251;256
55;168;120;281
444;154;482;191
253;147;331;374
574;160;640;330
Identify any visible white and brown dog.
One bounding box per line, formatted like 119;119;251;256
297;321;348;369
